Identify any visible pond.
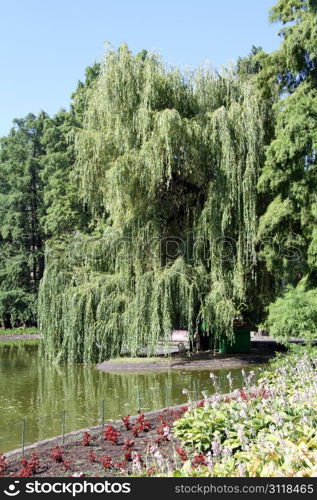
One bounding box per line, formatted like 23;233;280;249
0;342;260;453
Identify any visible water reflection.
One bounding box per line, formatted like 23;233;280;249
0;343;258;452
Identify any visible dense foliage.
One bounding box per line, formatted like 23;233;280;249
0;0;316;357
257;0;317;323
266;279;317;344
173;347;317;476
0;113;47;326
0;66;98;328
38;46;274;362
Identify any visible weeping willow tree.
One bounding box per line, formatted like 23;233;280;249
39;46;272;363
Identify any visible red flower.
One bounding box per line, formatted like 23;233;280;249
157;419;168;431
192;453;206;468
176;447;187;462
196;400;205;408
100;456;112;469
115;460;128;470
0;454;10;476
17;453;39;476
50;447;63;463
136;414;152;432
154;436;165;445
239;390;249;401
122;415;132;430
17;467;32;477
123;439;134;449
132;425;139;437
123;439;134;461
104;425;120;445
82;431;92;446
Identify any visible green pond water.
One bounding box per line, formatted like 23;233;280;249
0;342;260;453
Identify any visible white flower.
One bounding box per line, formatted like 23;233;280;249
163;426;171;440
153;449;165;468
237;463;246;476
211;439;222;457
132;452;143;474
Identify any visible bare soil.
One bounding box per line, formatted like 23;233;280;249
97;349;277;373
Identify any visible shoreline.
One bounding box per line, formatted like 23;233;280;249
3;402;188;459
0;334;42;342
97;342;282;373
0;334;282;371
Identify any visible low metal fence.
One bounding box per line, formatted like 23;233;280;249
0;381;208;457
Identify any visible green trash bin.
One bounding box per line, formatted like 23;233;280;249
219;327;252;354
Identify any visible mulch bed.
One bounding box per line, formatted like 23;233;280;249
0;406;192;477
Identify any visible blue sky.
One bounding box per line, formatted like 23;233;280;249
0;0;280;136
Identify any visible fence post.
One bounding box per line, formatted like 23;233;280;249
21;418;26;458
100;399;105;431
61;410;66;444
165;384;170;408
137;389;141;411
195;379;198;401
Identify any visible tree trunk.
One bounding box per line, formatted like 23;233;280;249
4;314;12;329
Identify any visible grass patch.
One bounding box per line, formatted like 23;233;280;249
0;339;40;347
107;356;173;364
0;327;38;336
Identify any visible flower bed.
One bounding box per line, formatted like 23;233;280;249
173;347;317;476
0;408;189;477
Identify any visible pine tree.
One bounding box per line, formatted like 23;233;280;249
41;110;88;237
0;64;100;328
41;63;101;237
0;112;47;327
258;0;317;339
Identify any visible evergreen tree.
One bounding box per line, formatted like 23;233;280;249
41;110;87;237
0;113;47;327
41;63;101;237
257;0;317;288
257;0;317;339
0;64;100;327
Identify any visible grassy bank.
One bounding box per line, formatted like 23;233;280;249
0;327;38;336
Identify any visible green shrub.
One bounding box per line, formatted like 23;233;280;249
265;283;317;344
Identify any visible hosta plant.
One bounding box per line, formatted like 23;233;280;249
173;348;317;477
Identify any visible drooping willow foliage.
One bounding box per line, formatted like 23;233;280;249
39;46;271;363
